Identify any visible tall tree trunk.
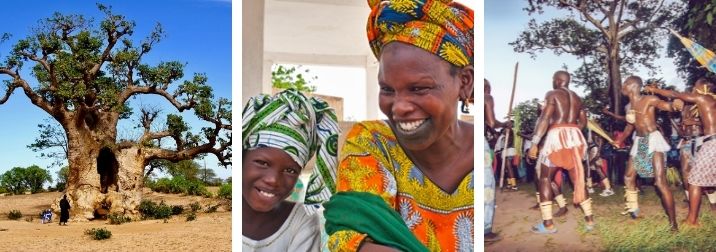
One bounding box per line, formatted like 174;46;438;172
63;125;106;220
607;45;623;117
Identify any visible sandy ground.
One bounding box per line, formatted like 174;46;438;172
485;182;699;252
0;188;231;252
485;188;602;252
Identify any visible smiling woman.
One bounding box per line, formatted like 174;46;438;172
323;0;474;251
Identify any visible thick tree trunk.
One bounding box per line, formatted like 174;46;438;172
62;125;105;220
51;112;146;220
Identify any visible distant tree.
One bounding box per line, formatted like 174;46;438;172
512;0;682;117
271;65;317;93
513;99;541;134
56;166;69;191
166;160;200;180
23;165;52;193
0;167;28;194
197;168;217;185
668;0;716;85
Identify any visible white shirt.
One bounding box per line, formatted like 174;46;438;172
242;203;321;252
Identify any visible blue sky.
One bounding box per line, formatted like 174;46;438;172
0;0;232;181
485;0;681;119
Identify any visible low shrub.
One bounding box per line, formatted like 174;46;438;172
138;199;158;219
218;183;231;200
171;205;184;215
206;205;218;213
85;227;112;240
107;213;131;225
150;178;170;192
154;201;172;219
8;210;22;220
189;202;202;212
138;199;172;219
186;212;196;222
148;176;212;197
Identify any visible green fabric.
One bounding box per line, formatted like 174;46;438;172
324;191;429;252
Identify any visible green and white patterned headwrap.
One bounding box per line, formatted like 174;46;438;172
242;89;340;213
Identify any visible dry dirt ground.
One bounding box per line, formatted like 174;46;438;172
485;183;699;252
0;188;231;252
485;187;602;252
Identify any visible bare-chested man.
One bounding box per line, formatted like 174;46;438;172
614;76;678;231
674;87;702;203
646;78;716;226
528;71;594;234
485;79;509;242
522;107;569;217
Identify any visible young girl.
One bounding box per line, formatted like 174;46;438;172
242;89;339;251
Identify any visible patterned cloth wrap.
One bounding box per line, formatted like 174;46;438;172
484;140;496;234
367;0;474;67
328;121;473;252
242;89;340;213
688;135;716;187
629;131;671;178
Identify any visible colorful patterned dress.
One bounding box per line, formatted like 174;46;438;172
484;139;495;235
328;120;474;252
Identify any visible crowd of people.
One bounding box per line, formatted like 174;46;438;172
485;70;716;239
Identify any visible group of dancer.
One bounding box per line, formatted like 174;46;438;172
485;70;716;238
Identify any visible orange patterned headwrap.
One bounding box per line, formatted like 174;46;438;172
367;0;474;67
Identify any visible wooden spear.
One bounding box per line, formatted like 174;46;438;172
499;62;519;189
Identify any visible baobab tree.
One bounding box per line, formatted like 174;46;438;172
0;4;231;219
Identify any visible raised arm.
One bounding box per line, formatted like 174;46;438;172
645;86;701;104
653;97;675;113
602;107;625;122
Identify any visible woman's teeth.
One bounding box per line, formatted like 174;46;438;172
258;189;275;198
398;119;425;131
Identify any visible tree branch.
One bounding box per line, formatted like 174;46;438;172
118;85;194;112
0;68;20;104
571;0;610;37
619;0;665;38
139;130;174;144
18;79;55;115
17;51;51;73
145;139;231;167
